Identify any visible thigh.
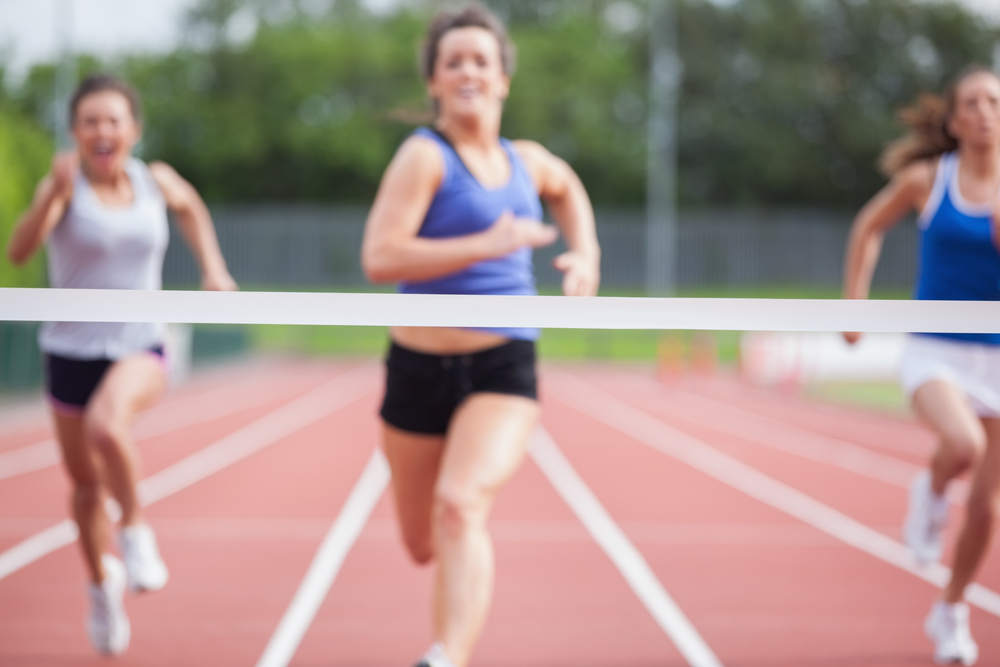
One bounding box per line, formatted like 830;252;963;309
912;379;985;446
970;418;1000;504
87;353;167;426
437;393;540;506
383;425;445;556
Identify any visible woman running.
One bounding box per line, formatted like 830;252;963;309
6;74;236;656
361;4;599;666
843;65;1000;665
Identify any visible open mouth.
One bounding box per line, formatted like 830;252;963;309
91;141;117;161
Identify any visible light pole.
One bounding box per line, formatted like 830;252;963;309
645;0;681;296
54;0;76;149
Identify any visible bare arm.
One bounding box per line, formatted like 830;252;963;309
361;136;557;284
149;162;237;291
6;152;77;265
514;140;600;296
842;160;934;342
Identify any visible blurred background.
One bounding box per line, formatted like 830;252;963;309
1;0;999;407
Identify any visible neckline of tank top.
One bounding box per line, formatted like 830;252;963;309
428;127;516;193
947;153;999;218
75;159;143;212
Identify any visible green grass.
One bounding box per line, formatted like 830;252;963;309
805;381;909;413
213;284;910;361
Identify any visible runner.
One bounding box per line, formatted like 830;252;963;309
361;4;600;666
843;65;1000;666
6;74;236;655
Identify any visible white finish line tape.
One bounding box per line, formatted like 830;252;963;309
0;287;998;332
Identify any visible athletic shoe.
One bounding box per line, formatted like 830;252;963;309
904;471;950;565
119;523;169;592
925;601;979;665
87;554;131;655
413;642;457;667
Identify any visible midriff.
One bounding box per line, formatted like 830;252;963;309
390;326;509;355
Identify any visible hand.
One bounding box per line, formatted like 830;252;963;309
554;250;600;297
842;331;862;345
201;270;238;292
51;151;79;196
482;211;559;257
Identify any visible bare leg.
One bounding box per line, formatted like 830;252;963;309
84;354;166;527
432;394;539;667
52;413;108;584
944;418;1000;603
912;380;985;495
382;425;445;565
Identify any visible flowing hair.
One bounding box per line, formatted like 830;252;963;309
879;64;998;176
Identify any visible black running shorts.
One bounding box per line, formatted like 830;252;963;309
44;346;165;414
379;339;538;436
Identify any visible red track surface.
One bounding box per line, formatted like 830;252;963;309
1;358;997;666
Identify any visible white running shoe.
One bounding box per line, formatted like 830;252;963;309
414;642;458;667
119;523;169;593
925;601;979;665
87;554;131;656
904;471;949;565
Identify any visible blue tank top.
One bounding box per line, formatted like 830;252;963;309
915;152;1000;345
399;127;544;341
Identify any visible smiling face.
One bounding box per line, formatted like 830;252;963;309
948;71;1000;150
427;26;510;123
72;90;141;178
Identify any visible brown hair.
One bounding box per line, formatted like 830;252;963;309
70;74;142;125
419;2;517;81
880;64;998;176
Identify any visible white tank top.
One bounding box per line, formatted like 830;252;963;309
39;158;169;360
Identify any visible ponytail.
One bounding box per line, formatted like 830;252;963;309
879;64;996;177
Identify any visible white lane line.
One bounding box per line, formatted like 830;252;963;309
550;372;1000;619
531;428;723;667
255;449;390;667
0;365;307;482
0;440;59;481
619;375;970;504
0;365;377;582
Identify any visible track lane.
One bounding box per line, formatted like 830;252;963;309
544;369;1000;665
0;365;382;665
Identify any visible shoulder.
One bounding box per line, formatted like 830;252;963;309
147;160;182;184
511;139;570;195
892;158;937;198
147;160;198;208
511;139;553;170
383;134;445;189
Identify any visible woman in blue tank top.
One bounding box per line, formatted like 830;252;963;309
362;5;599;667
843;65;1000;665
7;75;236;656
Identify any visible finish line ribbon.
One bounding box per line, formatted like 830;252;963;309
0;288;996;333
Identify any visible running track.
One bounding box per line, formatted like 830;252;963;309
1;357;998;666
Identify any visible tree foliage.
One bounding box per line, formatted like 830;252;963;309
0;83;54;287
3;0;998;210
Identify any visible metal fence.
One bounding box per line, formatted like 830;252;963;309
163;205;918;291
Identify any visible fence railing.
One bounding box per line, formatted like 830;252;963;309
163;205;917;291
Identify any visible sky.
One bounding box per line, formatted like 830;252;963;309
0;0;998;84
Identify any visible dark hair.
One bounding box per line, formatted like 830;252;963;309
880;64;998;176
69;74;142;125
420;2;517;81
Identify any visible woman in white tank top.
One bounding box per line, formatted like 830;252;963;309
6;74;236;656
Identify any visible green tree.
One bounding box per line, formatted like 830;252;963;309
0;101;54;287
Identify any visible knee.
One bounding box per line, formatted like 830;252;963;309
941;431;986;470
433;487;487;543
404;539;435;566
73;483;102;513
965;495;999;532
399;526;434;565
84;412;127;456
